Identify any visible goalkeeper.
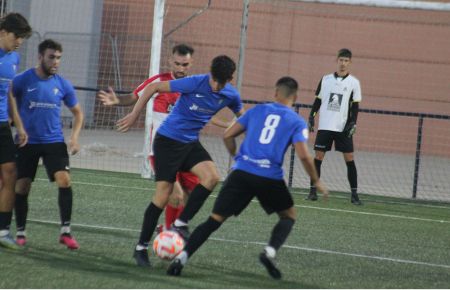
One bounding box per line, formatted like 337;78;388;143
306;48;362;205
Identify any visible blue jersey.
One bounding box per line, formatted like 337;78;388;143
233;102;309;180
157;74;242;143
12;68;78;144
0;49;20;121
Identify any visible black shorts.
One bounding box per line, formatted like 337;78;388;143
153;133;212;183
0;122;16;164
16;142;70;182
213;169;294;217
314;130;354;153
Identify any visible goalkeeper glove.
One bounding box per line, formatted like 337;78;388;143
344;121;356;137
308;116;315;132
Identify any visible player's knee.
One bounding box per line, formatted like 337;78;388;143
1;163;17;181
278;207;297;220
55;172;71;188
211;213;226;223
15;178;32;195
202;172;220;189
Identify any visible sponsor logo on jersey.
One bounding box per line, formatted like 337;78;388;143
27;87;37;92
29;101;57;110
195;94;205;98
327;93;343;112
242;155;271;168
53;88;59;95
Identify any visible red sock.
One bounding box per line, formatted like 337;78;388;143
175;205;184;221
165;205;179;229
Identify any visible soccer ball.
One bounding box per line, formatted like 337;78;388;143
152;230;185;260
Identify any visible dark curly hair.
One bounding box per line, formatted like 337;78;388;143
0;12;32;39
210;55;236;85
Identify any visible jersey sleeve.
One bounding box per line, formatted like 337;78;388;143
227;92;243;114
291;118;309;144
133;75;161;98
352;79;362;102
169;75;201;94
62;79;78;108
315;78;323;98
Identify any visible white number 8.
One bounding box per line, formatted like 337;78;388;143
259;114;281;144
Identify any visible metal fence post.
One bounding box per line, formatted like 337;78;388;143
412;115;424;198
288;105;300;187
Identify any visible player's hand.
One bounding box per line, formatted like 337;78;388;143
68;139;80;155
97;86;119;106
344;121;356;137
315;180;329;202
16;127;28;148
117;112;138;132
308;116;315;132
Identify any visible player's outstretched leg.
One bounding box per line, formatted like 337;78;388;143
259;250;281;280
260;215;296;279
167;216;222;276
134;202;164;267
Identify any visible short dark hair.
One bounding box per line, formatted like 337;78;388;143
0;13;32;39
337;48;352;59
38;39;63;55
210;55;236;84
172;44;194;56
276;76;298;97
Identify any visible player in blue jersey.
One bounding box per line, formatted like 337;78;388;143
0;12;32;250
116;55;244;267
11;39;84;249
167;77;328;279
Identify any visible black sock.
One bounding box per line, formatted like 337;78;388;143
58;187;73;227
138;202;163;247
178;184;212;223
346;161;358;195
0;212;12;232
268;218;295;251
15;194;29;232
184;217;222;257
310;158;322;192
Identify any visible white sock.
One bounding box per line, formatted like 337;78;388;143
176;251;188;265
16;230;26;237
136;244;147;251
264;246;276;258
60;226;71;235
0;230;9;237
174;219;188;227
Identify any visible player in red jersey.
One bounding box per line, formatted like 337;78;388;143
98;44;229;232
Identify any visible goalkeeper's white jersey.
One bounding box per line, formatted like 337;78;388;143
316;73;361;132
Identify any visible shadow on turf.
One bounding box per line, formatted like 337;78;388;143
178;262;318;288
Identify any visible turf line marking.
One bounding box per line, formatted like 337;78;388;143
37;178;450;210
294;204;450;224
27;218;450;270
211;238;450;270
34;179;450;224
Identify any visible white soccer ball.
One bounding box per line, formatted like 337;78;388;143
152;230;185;260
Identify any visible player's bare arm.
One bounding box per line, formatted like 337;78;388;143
68;104;84;155
8;84;27;147
116;81;171;132
223;121;245;156
294;141;329;199
211;108;244;129
97;86;138;107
